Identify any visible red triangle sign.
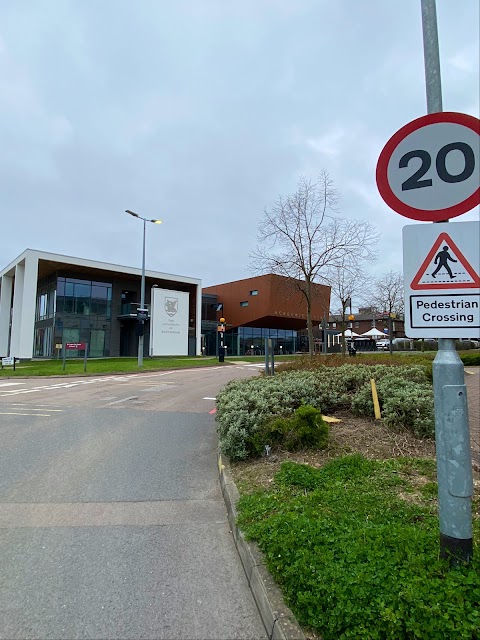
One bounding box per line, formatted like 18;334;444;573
411;232;480;290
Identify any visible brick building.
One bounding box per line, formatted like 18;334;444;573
328;306;405;339
202;274;330;356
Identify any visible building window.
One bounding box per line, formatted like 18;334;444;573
249;290;258;296
332;322;337;328
240;301;248;307
355;322;360;328
51;276;112;358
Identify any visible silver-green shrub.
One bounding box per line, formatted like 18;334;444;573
351;370;434;437
217;364;433;461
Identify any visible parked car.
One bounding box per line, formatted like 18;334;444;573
376;339;390;351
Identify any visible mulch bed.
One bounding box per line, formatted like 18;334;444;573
231;412;437;493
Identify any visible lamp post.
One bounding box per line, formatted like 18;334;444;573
125;210;163;367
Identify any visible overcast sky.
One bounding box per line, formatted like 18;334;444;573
1;0;478;289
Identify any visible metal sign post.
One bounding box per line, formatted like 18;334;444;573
322;314;328;355
421;0;474;564
264;338;274;376
374;0;478;564
62;342;88;373
265;338;270;375
403;221;478;563
218;318;226;362
1;356;16;371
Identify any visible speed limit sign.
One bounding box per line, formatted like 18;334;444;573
376;112;480;221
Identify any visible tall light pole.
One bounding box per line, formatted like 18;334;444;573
125;210;163;367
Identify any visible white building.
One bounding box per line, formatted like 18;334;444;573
0;249;202;359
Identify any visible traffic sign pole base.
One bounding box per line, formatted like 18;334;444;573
440;533;473;565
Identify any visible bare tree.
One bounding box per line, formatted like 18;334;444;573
250;172;379;355
363;270;404;353
326;257;369;355
366;270;404;317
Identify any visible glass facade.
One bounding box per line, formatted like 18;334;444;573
200;290;299;356
34;276;112;358
222;326;298;356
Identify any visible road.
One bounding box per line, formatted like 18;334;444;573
0;363;267;640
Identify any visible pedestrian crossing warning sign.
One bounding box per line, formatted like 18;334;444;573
411;232;480;290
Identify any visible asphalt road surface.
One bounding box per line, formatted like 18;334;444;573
0;363;267;640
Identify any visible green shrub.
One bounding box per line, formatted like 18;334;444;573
276;353;436;373
351;374;435;438
413;339;438;351
249;405;329;456
216;373;323;461
381;380;435;438
216;364;433;460
461;353;480;366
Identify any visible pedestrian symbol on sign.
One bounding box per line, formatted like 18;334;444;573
431;246;457;280
410;232;480;290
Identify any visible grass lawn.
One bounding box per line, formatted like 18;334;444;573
0;354;296;377
0;356;222;377
236;454;480;640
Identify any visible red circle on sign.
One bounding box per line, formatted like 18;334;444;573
376;112;480;221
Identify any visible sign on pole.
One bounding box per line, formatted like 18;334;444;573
1;356;17;370
403;221;480;338
65;342;87;350
376;112;480;221
62;342;88;372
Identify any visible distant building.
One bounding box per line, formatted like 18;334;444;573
202;274;331;356
0;250;332;359
328;306;405;339
0;249;202;358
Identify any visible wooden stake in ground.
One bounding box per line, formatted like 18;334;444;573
370;379;381;420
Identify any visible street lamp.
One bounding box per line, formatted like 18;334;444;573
125;210;163;367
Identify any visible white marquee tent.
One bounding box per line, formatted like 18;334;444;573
344;329;361;338
360;328;386;339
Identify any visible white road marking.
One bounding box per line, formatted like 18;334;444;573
0;412;51;416
3;403;62;407
2;407;64;412
203;397;216;400
0;368;230;397
0;382;26;387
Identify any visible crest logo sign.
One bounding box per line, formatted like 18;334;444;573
165;297;178;317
